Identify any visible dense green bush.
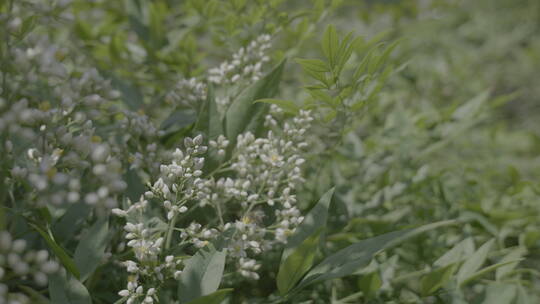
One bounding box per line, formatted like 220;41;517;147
1;0;539;303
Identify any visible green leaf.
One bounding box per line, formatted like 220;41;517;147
353;46;377;81
482;283;517;304
194;84;223;140
74;216;109;281
160;109;197;132
293;220;457;292
111;77;144;110
277;229;322;295
295;58;330;73
29;223;80;279
276;189;334;294
307;88;335;108
460;260;523;287
336;32;360;74
184;289;233;304
420;264;456;296
52;203;92;243
302;68;331;87
48;272;91;304
358;271;382;299
18;285;50;304
496;247;526;280
282;188;334;261
515;284;532;304
452;90;490;120
254;98;299;115
113;297;128;304
456;239;494;286
178;244;227;303
369;40;400;75
321;24;339;67
225;59;286;141
434;237;475;268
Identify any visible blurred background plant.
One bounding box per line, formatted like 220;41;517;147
1;0;539;303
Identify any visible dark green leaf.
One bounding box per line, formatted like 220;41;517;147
30;223;80;279
358;271;382;299
294;220;457;291
52;203;92;243
420;264;456;296
282;188;334;260
18;285;50;304
277;229;322;295
194;84;223;140
184;289;233;304
74;216;110;281
225;59;286;141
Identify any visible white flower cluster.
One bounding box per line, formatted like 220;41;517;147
0;34;143;210
113;135;212;303
113;110;313;296
165;78;207;108
165;34;272;111
208;34;272;86
206;110;313;276
119;111;166;176
208;135;230;157
114;197;183;304
0;231;59;304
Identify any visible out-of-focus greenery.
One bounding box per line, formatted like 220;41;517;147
1;0;539;303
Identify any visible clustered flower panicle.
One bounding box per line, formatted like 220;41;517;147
112;107;313;301
209;34;272;86
0;231;59;304
166;34;273;110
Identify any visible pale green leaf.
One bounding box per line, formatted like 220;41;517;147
456;239;494;285
48;272;91;304
178;244;227;303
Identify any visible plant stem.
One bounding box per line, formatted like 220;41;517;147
165;214;178;250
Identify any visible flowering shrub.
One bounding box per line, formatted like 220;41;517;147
1;0;540;303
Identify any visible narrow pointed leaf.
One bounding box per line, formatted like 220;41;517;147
295;58;330;73
277;229;322;295
321;24;339;67
294;220;457;291
420;264;457;296
225;59;286;141
456;239;494;285
29;223;80;279
282;188;334;260
194;84;223;140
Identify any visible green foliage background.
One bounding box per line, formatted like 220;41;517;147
1;0;540;303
